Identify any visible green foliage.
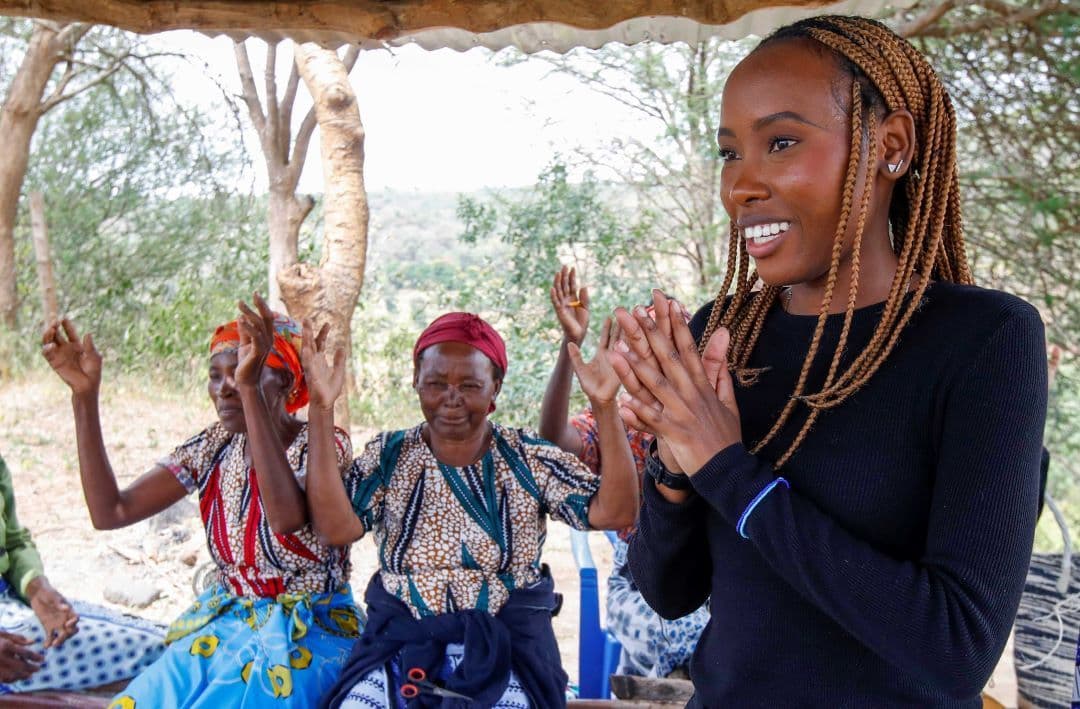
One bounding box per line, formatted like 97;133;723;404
905;4;1080;536
508;38;751;292
348;267;432;431
452;161;698;425
350;163;665;430
7;26;258;384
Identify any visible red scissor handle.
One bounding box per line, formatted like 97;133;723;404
400;683;419;699
406;667;428;682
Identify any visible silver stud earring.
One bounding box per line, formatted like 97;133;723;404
887;159;903;174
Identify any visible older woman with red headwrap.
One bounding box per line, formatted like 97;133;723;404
301;312;639;708
41;294;363;708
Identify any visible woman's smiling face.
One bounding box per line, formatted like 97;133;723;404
718;38;871;289
413;342;501;442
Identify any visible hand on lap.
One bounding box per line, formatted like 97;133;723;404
27;577;79;649
0;631;43;682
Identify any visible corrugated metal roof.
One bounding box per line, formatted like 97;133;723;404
2;0;909;51
361;0;912;53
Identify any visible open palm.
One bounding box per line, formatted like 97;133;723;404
551;265;590;345
236;293;275;388
41;319;102;396
569;317;620;405
301;320;346;411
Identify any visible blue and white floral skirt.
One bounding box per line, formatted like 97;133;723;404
606;539;709;678
108;584;362;709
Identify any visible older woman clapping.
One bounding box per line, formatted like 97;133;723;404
42;295;363;708
302;312;639;708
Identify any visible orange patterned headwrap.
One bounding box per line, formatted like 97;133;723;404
210;313;309;413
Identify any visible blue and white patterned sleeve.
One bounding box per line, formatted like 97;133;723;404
519;429;601;530
342;432;390;533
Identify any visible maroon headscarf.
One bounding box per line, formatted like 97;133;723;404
413;312;508;373
413;313;507;412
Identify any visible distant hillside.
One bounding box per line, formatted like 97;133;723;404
366;187;528;267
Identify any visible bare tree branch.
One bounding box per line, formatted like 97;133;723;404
904;0;1068;37
342;45;360;73
39;59;124;113
54;22;89;48
279;52;301;159
233;39;267;138
898;0;959;37
289;105;317;185
264;40;281;162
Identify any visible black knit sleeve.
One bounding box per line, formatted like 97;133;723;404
624;300;717;619
689;304;1047;698
627;476;712;619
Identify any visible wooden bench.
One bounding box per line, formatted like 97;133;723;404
570;676;1010;708
0;681;125;708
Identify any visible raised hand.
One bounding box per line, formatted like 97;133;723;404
26;577;79;649
550;265;590;345
41;319;102;396
609;296;742;474
567;317;621;406
0;631;42;682
300;320;346;413
607;291;675;435
235;292;275;388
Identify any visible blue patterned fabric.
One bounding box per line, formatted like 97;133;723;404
0;580;165;694
108;584;361;709
338;642;530;708
606;539;708;678
322;571;564;709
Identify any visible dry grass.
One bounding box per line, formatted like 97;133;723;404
0;373;614;685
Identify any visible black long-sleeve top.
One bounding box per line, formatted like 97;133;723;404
628;282;1047;707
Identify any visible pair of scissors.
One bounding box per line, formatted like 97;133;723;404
399;667;474;701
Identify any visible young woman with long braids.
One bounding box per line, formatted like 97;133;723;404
608;15;1048;706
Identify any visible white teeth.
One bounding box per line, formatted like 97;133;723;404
743;221;790;244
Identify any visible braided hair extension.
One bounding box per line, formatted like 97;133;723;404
698;15;972;468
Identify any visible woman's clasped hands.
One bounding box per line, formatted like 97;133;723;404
608;291;743;476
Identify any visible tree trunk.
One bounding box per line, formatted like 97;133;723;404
267;187;314;309
233;39;320;312
0;24;67;328
281;44;368;430
28;191;58;323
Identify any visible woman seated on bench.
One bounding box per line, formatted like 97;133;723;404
539;266;709;679
302;312;639;707
41;296;363;707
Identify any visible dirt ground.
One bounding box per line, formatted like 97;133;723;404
0;373;614;687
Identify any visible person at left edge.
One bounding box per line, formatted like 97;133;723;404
0;453;164;696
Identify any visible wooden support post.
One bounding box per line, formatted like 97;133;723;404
29;191;58;323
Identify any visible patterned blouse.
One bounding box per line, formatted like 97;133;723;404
569;406;653;542
345;423;600;619
161;422;353;598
